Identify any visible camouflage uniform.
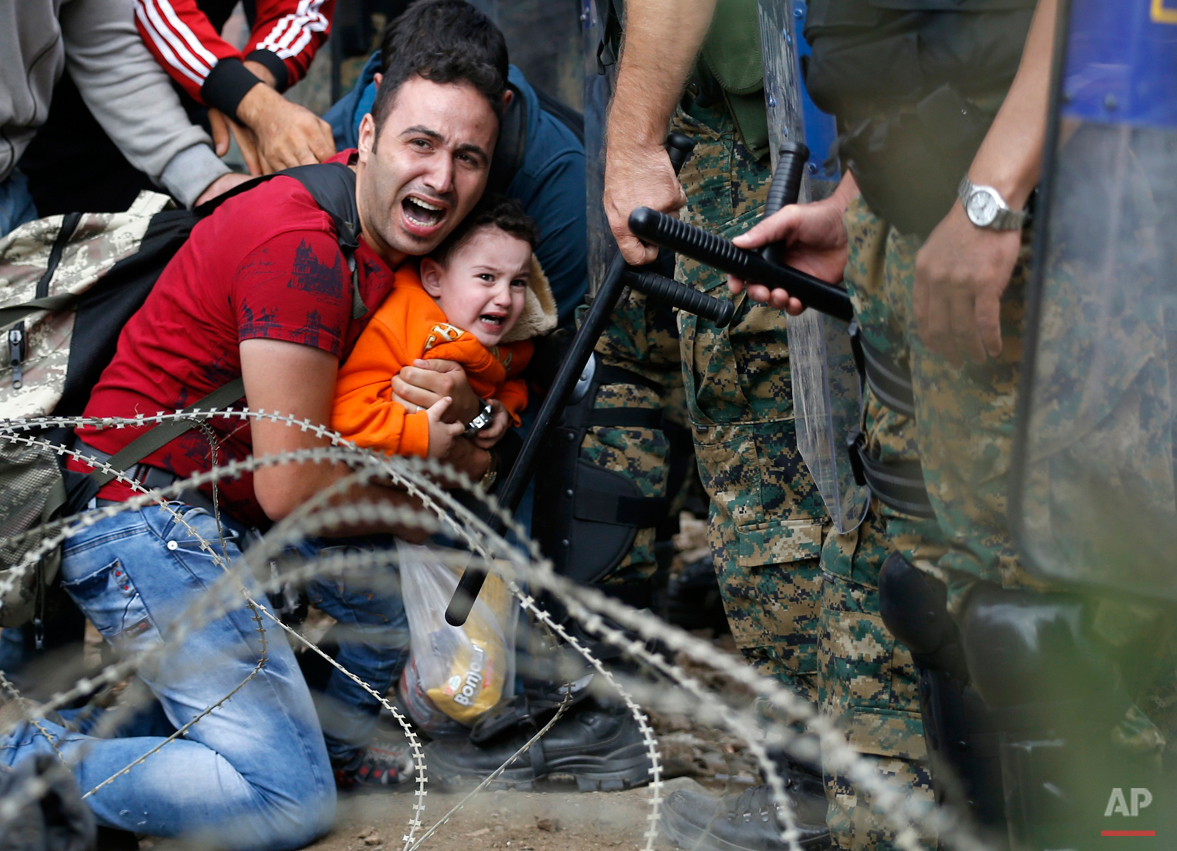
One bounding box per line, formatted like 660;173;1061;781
843;193;1037;596
673;99;826;697
843;189;1173;765
582;91;936;848
677;102;934;847
819;510;938;850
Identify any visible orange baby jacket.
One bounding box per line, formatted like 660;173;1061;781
331;263;533;458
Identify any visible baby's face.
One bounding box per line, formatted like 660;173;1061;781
427;227;531;347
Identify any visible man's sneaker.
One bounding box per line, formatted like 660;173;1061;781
333;740;415;791
424;700;652;792
660;783;833;851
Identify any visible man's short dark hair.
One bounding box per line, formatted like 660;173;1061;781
431;194;536;266
372;0;508;133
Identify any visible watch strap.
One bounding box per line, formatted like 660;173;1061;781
464;399;495;438
958;176;1028;231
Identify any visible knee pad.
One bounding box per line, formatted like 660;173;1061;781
532;356;671;591
878;552;966;677
958;585;1155;850
878;554;1007;835
958;584;1123;712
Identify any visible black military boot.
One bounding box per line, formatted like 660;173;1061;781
660;780;832;851
424;697;652;791
662;552;730;633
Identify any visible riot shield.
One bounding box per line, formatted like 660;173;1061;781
759;0;869;533
1010;0;1177;600
584;0;616;298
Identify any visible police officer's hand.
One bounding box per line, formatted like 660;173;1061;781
726;185;855;315
914;202;1020;367
604;141;687;265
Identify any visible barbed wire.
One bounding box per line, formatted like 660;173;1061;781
404;692;572;851
0;410;993;851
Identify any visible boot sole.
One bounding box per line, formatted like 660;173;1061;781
428;742;653;792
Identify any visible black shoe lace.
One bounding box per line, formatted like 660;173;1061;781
725;784;775;821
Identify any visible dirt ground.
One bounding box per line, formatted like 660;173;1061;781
308;776;712;851
284;627;763;851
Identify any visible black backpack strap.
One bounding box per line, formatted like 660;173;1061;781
194;162;361;255
279;162;360;238
89;377;246;488
280;162;368;320
488;90;528;194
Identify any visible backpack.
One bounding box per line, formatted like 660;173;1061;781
0;162;365;629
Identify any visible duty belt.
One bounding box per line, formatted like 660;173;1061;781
846;322;937;519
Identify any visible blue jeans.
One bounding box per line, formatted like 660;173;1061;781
298;538;410;767
0;170;37;238
0;503;335;850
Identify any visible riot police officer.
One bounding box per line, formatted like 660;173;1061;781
604;1;942;849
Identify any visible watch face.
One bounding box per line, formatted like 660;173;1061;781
966;189;999;226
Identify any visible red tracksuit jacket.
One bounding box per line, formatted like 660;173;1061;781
134;0;335;116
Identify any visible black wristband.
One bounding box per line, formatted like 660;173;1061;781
244;49;290;92
201;57;263;123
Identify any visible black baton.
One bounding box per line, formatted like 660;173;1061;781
626;195;853;322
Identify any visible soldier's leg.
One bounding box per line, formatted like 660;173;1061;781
876;210;1172;845
819;512;935;851
673;101;826;698
831;196;983;847
657;98;834;851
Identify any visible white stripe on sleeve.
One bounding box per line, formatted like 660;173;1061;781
135;0;206;85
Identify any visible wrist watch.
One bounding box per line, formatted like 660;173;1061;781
958;176;1029;231
463;399;495;438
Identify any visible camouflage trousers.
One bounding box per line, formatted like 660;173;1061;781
843;194;1175;770
820;509;937;850
581;101;934;845
672;100;826;699
842;194;1030;595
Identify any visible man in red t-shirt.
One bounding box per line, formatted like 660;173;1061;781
3;42;504;849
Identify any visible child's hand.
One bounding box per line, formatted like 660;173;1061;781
425;397;465;459
473;400;510;449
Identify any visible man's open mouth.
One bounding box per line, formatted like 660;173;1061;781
402;196;446;228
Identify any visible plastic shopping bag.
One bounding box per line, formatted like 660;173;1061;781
397;540;518;725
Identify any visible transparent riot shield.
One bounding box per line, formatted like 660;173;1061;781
584;0;616;298
759;0;869;533
1011;0;1177;600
